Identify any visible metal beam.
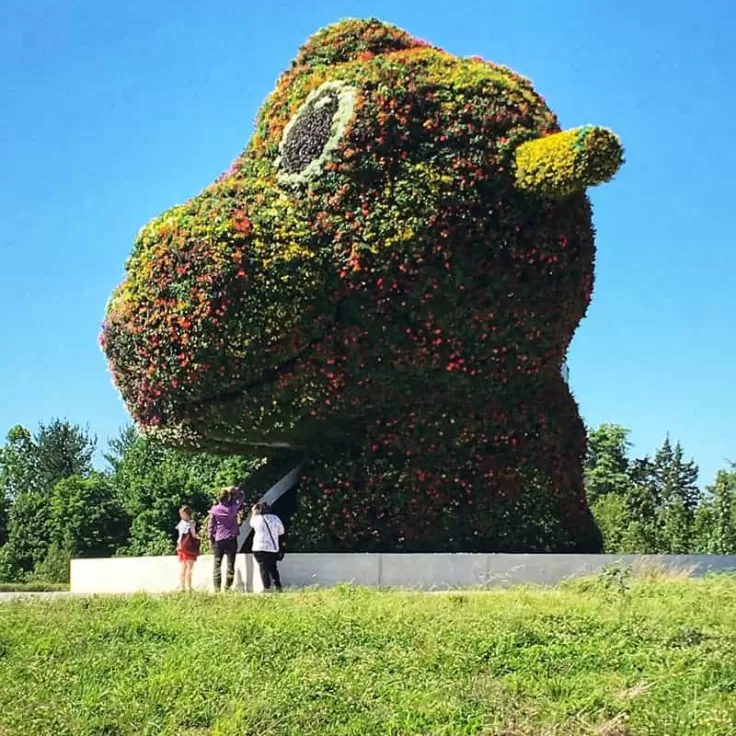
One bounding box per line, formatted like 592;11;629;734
236;462;305;549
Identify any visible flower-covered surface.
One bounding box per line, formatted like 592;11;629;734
101;18;624;552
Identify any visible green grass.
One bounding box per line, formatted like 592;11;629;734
0;576;735;735
0;582;69;593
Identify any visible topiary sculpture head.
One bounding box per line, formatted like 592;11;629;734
102;19;623;552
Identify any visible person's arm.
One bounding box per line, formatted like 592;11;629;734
207;513;215;543
248;509;257;529
276;517;285;536
191;520;199;540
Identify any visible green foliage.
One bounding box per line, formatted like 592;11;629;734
0;425;35;546
1;489;53;579
590;493;630;552
107;426;260;557
598;562;633;593
586;427;721;555
0;546;14;582
33;419;96;490
585;423;632;504
28;542;71;584
0;425;36;499
1;579;736;735
0;420;99;581
696;465;736;554
636;438;701;554
0;488;8;548
49;474;129;558
0;420;260;580
654;437;701;512
0;414;733;583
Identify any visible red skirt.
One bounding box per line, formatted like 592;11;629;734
177;547;198;562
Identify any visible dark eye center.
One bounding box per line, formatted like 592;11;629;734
280;91;340;175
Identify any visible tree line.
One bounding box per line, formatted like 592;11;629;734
0;421;259;583
0;419;734;583
586;424;735;555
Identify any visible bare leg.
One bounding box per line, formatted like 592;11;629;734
179;559;187;591
185;560;195;591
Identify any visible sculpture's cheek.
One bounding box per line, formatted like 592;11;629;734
101;183;339;431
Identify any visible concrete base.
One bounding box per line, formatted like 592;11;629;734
70;553;736;595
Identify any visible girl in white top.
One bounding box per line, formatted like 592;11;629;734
249;502;285;591
175;505;199;592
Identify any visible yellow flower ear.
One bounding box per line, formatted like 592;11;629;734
514;125;624;198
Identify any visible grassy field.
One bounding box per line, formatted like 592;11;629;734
0;573;735;736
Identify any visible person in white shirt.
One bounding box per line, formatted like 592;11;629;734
249;502;285;591
175;505;199;592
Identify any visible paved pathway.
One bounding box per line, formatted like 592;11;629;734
0;588;520;602
0;591;76;602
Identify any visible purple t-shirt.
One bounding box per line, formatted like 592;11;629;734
207;489;245;542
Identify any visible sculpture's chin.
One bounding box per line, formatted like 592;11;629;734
139;420;295;454
132;384;292;452
119;319;336;449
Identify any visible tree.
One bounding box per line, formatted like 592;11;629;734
0;418;266;579
0;420;98;580
590;493;629;553
107;427;260;556
621;457;661;552
1;491;52;579
0;425;37;498
34;419;95;489
653;437;700;513
586;427;705;554
103;424;138;473
693;465;736;554
650;437;701;553
0;490;7;549
584;424;632;504
618;437;701;554
0;426;42;578
49;474;129;558
0;426;37;546
586;424;644;552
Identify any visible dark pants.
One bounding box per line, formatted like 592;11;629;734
213;538;238;590
254;551;282;590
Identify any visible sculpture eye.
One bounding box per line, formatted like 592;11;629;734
276;81;357;185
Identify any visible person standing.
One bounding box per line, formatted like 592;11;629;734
249;502;285;592
176;505;200;592
208;486;245;591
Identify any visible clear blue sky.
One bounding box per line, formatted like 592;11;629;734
1;0;734;486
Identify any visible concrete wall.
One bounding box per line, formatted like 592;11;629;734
70;553;736;595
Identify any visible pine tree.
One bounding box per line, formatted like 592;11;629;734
623;457;660;552
702;465;736;554
646;436;701;552
654;438;700;513
584;424;632;504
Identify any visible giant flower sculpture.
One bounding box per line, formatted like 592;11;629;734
102;18;624;552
